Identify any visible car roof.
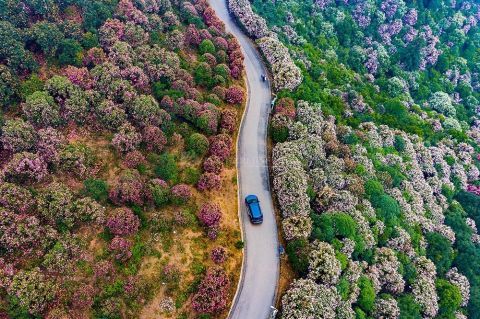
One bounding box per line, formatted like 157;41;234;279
247;198;262;218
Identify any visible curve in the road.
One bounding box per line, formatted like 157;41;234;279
207;1;280;319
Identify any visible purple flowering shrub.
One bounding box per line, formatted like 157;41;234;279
191;267;230;314
106;207;140;236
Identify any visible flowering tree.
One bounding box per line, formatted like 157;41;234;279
0;182;35;214
4;152;48;184
203;155;224;174
1;119;37;153
109;236;133;261
108;170;145;206
307;241;341;285
197;172;221;191
225;85;244;105
37;182;75;227
211;246;227;264
22;91;61;127
281;278;339;319
112;123;142;154
106;207;140;236
208;134;232;161
8;268;56;315
171;184;192;204
192;267;230;314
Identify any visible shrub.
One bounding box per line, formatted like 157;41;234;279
59;143;96;178
286;238;310;276
211;247;227;264
124;150;146;169
0;182;35;214
208;134;232;161
203;155;223;174
197;172;221;191
436;279;462;316
225;86;244;104
182;167;201;185
1;119;37;153
109;170;145;206
220;109;237;133
199;39;216;55
58;38;83;66
73;197;106;224
23;91;61;127
187;133;210;157
37;127;65;164
37;182;75;227
146;178;170;207
191;267;230;314
8;268;56;315
109;236;133;262
358;276;375;312
83;178;109;202
4;152;48;184
171;184;192;204
106;207;140;236
112;123;142;154
425;232;454;276
142;126;167;152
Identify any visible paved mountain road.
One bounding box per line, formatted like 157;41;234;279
207;1;280;318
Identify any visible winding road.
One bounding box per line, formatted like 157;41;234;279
207;1;280;318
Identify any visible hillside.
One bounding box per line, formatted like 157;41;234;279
230;0;480;318
0;0;245;318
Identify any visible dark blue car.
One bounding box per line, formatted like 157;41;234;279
245;194;263;224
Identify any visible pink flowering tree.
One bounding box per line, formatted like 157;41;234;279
112;123;141;154
108;170;145;206
211;247;227;264
171;184;192;204
192;267;230;314
225;85;245;105
197;172;221;192
106;207;140;236
208;134;232;161
197;203;222;238
109;236;133;262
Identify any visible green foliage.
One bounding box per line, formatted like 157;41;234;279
19;74;44;99
58;38;83;66
194;62;214;88
186;133;209;158
397;294;422;319
455;190;480;227
83;178;108;202
153;153;179;183
30;21;64;57
285;238;309;276
371;195;402;227
182;166;201;185
436;279;462;316
311;212;357;241
199;39;215;55
425;232;454;276
357;276;375;313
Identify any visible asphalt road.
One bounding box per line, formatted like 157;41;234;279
207;1;280;318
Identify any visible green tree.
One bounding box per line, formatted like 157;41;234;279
357;276;375;313
436;279;462;316
425;232;454;276
58;39;83;66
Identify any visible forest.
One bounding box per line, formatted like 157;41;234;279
0;0;245;318
229;0;480;318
